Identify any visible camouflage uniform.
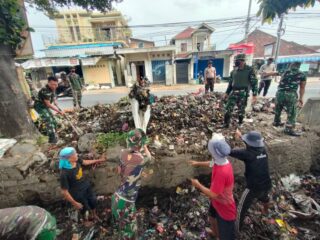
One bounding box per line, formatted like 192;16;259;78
274;68;306;133
34;85;57;143
0;206;57;240
68;72;83;107
224;54;258;126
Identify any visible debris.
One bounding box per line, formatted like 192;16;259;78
281;174;301;191
252;97;275;112
0;138;17;158
291;192;320;216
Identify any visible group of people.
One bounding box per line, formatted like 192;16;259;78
0;53;307;239
219;53;306;136
30;67;83;143
189;129;271;240
57;128;151;239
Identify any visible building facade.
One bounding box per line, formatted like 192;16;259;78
236;29;320;76
128;38;155;49
26;10;132;86
117;46;176;85
170;24;233;83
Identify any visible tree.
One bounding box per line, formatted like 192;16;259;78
0;0;122;138
257;0;319;22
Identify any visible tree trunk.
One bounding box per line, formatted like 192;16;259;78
0;43;38;138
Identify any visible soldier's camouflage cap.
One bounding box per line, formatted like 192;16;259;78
235;53;246;61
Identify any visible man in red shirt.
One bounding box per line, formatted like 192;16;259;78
190;134;236;240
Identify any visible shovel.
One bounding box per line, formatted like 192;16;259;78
56;105;84;136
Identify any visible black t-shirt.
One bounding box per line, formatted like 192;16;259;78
230;147;272;191
60;159;90;196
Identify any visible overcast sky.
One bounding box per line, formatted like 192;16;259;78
26;0;320;57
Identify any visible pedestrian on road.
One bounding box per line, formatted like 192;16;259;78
258;58;277;97
34;76;64;144
189;133;236;240
129;77;154;133
112;129;151;239
59;147;106;223
273;61;307;136
68;67;83;108
230;129;272;234
223;54;258;128
204;60;216;93
0;206;57;240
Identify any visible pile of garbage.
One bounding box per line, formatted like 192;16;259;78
48;174;320;240
252;97;275;113
56;93;264;156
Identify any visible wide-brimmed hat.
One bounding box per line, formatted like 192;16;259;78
241;131;264;147
127;129;148;148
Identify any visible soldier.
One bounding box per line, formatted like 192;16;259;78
0;206;57;240
273;61;306;136
223;54;258;128
112;129;151;239
68;67;83;108
34;76;64;144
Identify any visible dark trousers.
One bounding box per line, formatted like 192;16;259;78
72;186;97;212
258;79;272;97
236;188;270;233
209;205;236;240
205;78;214;93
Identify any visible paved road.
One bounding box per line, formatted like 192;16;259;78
58;81;320;109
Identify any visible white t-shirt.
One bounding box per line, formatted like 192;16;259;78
259;63;275;80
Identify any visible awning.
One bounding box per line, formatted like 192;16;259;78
81;57;101;66
22;58;79;69
277;55;320;64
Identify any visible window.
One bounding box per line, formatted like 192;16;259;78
181;43;187;52
103;28;111;40
69;26;75;41
264;44;274;57
138;42;144;48
75;26;81;41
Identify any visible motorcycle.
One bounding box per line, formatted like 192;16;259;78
56;83;73;98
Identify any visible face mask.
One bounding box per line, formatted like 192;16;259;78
235;60;241;67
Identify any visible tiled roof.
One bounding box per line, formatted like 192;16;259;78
236;29;316;58
172;27;195;40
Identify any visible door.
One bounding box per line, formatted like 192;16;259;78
194;58;224;78
137;64;145;80
176;61;189;84
152;60;166;84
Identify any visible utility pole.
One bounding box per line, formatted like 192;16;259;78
274;14;285;67
244;0;252;43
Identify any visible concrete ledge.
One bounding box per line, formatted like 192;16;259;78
0;132;319;208
298;97;320;129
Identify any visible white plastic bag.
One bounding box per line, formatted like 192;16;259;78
0;139;17;159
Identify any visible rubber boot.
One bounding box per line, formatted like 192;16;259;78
223;114;230;128
284;128;302;137
238;116;244;125
49;133;58;144
272;122;284;127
